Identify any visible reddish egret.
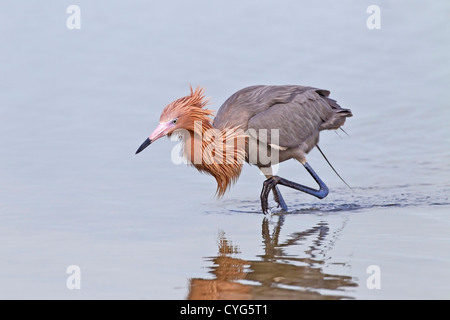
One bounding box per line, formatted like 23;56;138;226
136;85;352;214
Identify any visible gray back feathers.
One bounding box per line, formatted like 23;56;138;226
213;85;352;149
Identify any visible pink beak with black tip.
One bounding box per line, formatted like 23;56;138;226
135;122;171;154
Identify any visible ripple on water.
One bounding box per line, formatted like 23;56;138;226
209;183;450;215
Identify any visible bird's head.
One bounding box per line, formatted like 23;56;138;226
135;86;213;154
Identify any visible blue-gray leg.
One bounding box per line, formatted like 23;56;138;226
272;186;288;211
260;162;329;214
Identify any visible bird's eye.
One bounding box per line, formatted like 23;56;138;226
172;118;178;124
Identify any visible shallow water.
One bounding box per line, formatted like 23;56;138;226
0;0;449;299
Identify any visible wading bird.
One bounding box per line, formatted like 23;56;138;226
136;85;352;214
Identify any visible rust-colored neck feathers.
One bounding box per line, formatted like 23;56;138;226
163;86;246;198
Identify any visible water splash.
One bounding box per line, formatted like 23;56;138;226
208;183;450;215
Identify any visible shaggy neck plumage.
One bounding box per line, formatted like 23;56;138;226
163;86;246;197
179;117;246;198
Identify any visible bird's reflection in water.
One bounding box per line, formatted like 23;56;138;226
187;215;357;300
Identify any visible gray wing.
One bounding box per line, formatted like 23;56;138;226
214;85;351;149
213;85;312;131
247;88;338;149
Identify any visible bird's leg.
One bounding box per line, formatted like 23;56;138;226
272;186;288;212
260;162;329;214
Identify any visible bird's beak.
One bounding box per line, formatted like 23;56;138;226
135;138;152;154
135;122;169;154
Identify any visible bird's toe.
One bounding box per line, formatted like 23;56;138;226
261;176;280;214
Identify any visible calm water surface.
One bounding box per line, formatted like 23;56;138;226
0;0;449;299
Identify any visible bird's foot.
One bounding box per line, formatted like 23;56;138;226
261;176;282;214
